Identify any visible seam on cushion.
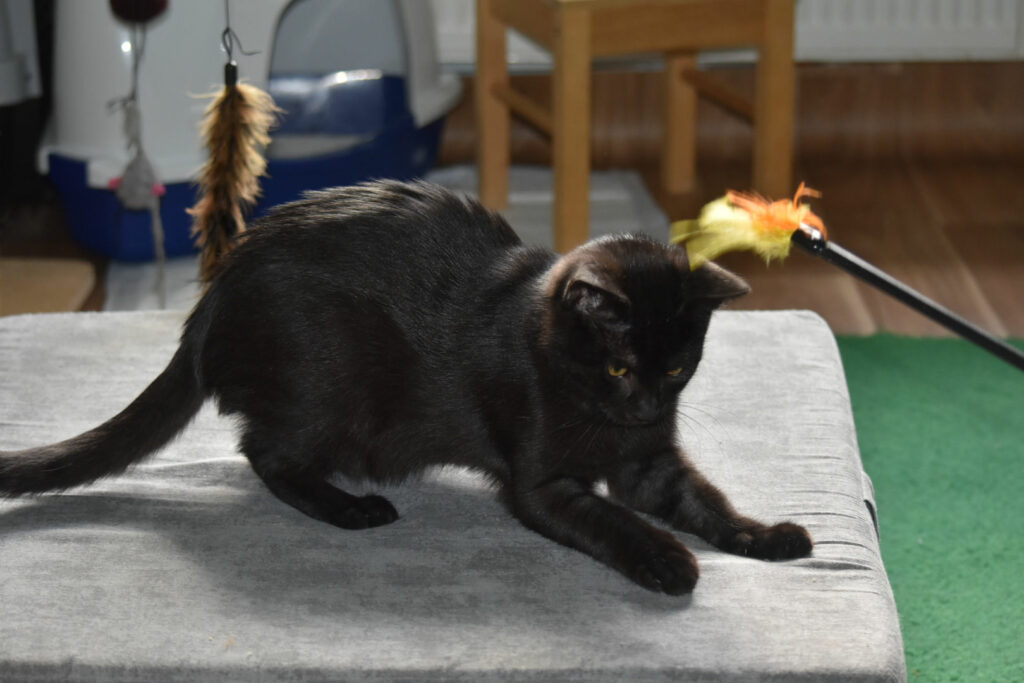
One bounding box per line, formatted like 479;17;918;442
861;469;880;541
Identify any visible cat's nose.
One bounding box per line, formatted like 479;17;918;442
631;399;661;424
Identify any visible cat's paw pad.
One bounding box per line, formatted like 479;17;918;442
729;522;812;561
334;495;399;529
628;543;699;595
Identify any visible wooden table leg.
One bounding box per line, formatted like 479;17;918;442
552;5;592;253
753;0;795;199
662;51;698;195
476;0;510;210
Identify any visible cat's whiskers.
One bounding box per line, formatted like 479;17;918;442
546;415;607;474
677;401;725;432
582;417;611;457
675;402;728;456
551;415;589;432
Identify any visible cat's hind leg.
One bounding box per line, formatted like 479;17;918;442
255;468;398;530
240;430;399;530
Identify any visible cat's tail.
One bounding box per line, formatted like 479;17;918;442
0;342;205;496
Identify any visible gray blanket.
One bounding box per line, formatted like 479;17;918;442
0;310;905;682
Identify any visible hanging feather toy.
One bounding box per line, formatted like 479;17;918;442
671;185;1024;372
188;9;278;283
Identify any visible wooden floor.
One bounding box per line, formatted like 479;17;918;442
1;200;108;313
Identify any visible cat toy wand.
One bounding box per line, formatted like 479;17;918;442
671;185;1024;372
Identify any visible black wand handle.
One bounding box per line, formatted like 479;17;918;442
791;228;1024;372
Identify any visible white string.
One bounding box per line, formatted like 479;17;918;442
108;23;166;308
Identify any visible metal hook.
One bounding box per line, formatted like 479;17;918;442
221;0;260;63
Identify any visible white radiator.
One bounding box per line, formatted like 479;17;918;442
430;0;1024;68
795;0;1022;61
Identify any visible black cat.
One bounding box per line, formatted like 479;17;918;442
0;180;811;594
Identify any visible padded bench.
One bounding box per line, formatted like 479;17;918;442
0;310;905;682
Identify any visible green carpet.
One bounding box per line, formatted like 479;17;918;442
836;336;1024;682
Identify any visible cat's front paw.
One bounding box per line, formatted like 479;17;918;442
727;522;812;561
623;539;700;595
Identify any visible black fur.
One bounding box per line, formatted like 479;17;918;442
0;180;811;593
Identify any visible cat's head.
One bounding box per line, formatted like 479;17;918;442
538;235;749;426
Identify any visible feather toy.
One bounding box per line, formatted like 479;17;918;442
670;182;825;269
188;25;278;283
671;185;1024;372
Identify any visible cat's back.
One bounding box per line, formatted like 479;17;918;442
237;180;520;287
195;180;530;353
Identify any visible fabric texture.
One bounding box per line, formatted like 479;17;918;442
0;310;905;682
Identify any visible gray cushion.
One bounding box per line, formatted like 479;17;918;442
0;310;905;682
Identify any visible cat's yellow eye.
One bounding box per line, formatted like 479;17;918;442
607;365;629;377
666;368;683;376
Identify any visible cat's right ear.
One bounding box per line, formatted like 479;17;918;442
689;261;751;303
563;264;630;322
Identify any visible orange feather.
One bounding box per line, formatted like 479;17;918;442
188;82;278;283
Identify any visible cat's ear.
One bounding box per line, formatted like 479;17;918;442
564;264;630;320
689;261;751;303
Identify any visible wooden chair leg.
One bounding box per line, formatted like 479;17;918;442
476;0;510;209
552;5;592;253
753;0;795;199
662;51;698;195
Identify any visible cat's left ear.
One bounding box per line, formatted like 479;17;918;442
689;261;751;303
563;264;630;321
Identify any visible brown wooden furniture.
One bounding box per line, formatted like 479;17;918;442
476;0;796;251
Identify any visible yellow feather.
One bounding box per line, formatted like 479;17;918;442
670;185;825;270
